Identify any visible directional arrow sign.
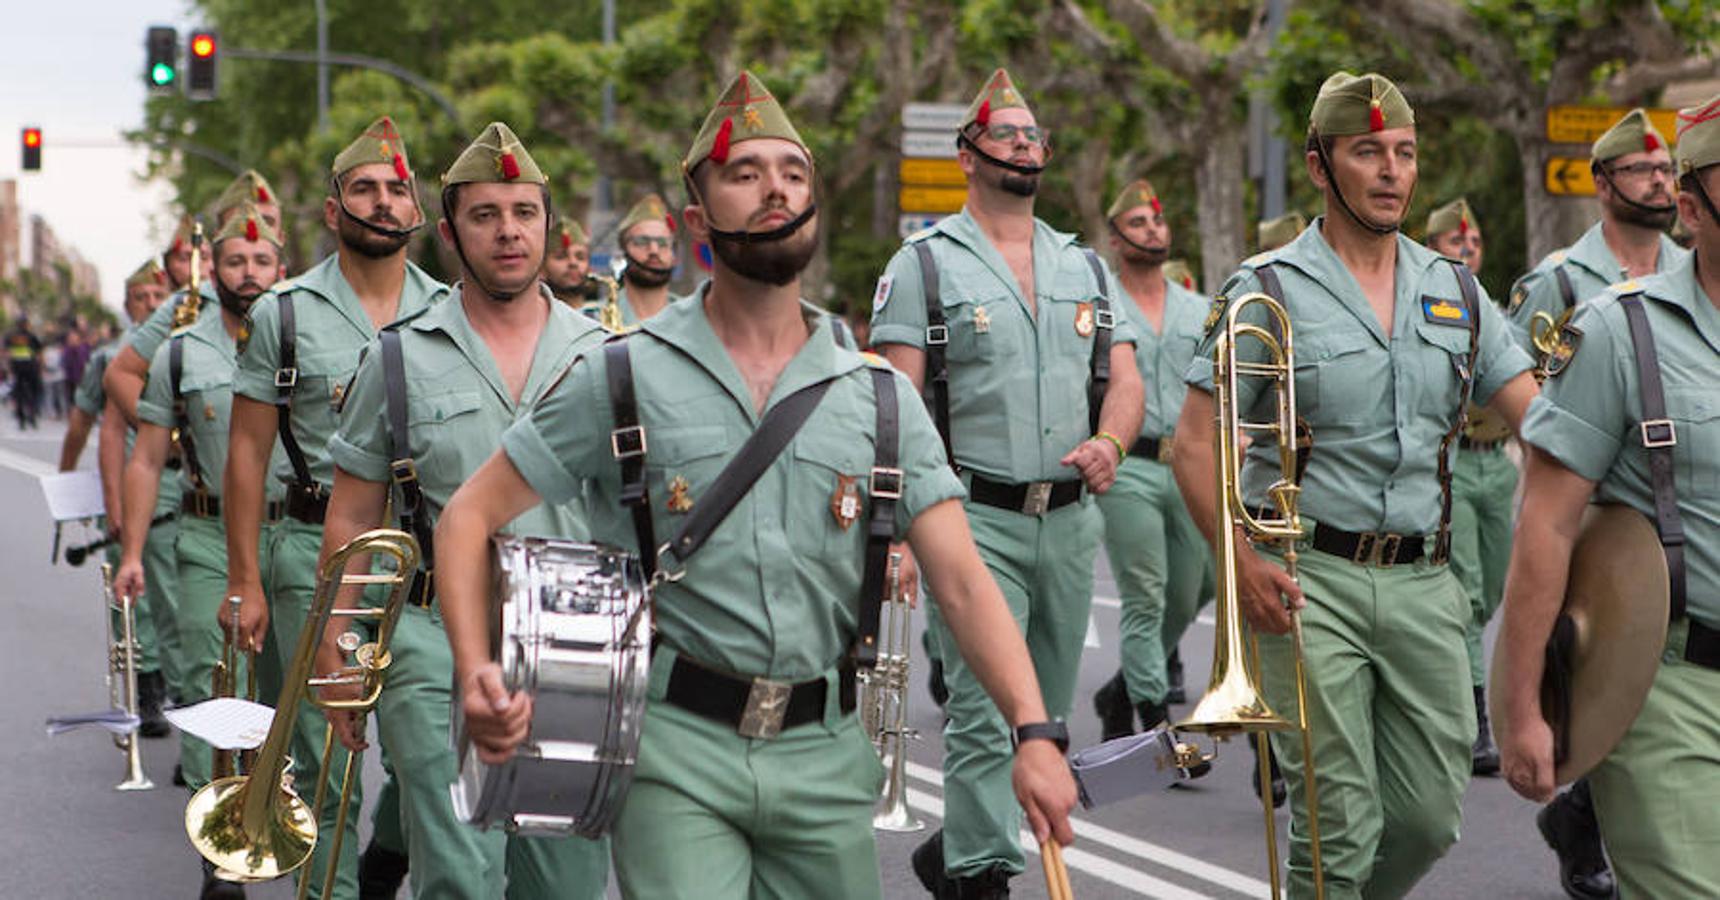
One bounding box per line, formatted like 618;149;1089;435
1544;156;1596;196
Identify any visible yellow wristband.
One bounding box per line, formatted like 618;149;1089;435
1093;431;1127;462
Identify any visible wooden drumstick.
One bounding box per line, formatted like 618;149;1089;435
1040;839;1074;900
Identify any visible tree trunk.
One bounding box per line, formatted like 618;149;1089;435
1195;108;1249;290
1514;131;1598;267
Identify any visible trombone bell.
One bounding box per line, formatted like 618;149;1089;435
185;774;316;881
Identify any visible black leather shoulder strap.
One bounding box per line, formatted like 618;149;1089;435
274;293;317;494
1432;261;1483;563
379;328;435;585
914;241;954;471
853;367;901;669
1082;248;1114;434
1617;292;1687;621
168;333;208;494
605;338;658;581
1553;265;1578;311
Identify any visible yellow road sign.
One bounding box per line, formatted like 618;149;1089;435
899;186;966;214
1544;156;1596;196
1546;106;1678;146
899;158;966;187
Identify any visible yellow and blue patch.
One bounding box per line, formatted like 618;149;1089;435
1421;296;1470;326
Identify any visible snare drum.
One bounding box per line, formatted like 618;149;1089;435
451;536;651;837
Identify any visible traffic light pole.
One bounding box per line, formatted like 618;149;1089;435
222;47;459;126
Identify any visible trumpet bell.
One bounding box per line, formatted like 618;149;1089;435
185;774;317;882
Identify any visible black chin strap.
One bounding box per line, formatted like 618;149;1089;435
1596;168;1680;224
1312;133;1400;237
957;131;1046;177
704;202;818;246
1107;220;1169;259
330;174;425;242
623;257;676;283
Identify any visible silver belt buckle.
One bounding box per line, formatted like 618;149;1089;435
1022;482;1053;516
738;677;793;739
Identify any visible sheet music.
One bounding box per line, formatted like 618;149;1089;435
45;708;140;737
165;698;276;750
39;470;106;522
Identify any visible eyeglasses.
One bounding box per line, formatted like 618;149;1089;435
624;235;673;251
1607;162;1674;179
982;123;1047;146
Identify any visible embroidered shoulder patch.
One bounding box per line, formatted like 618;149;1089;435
872;274;894;313
1202;295;1228;336
1421;296;1470;326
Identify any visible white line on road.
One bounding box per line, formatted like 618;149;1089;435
905;762;1268;897
0;444;58;478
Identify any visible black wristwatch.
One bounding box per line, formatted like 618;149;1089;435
1012;720;1070;754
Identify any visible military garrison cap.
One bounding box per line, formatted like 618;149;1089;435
442;122;546;187
1592;109;1668;165
1425;198;1479;239
1107;179;1161;222
618;194;675;240
555;216;589;250
213;170;276;220
125;258;169;289
212;201;282;249
1310;72;1413;136
683;70;809;175
1676;94;1720;175
1257;213;1306;251
963;69;1034;132
333;115;414;183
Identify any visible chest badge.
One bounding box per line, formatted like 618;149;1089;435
666;475;695;514
203;405;217;422
831;474;862;530
1074;302;1095;338
1421;296;1470;326
330;381;348;410
973;306;991;334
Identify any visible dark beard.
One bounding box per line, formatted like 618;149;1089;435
1123;244;1169;266
1000;173;1039;197
1613;196;1678;231
337;214;410;259
623;261;673;289
710;227;817;287
215;276;264;317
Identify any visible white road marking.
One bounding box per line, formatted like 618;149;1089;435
0;444;58;478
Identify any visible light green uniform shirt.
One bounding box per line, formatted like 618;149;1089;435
502;296;964;682
233;255;448;490
1508;222;1688;348
1188;218;1533;535
119;281;219;366
137;311;287;503
330;286;607;537
1520;252;1720;624
1132;277;1209;441
868;209;1139;482
73;337;122;416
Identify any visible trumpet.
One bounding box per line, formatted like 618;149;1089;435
185;529;418;894
211;595;258;781
861;551;923;832
594;274;627;332
1179;292;1325;899
103;563;154;791
171;220;204;330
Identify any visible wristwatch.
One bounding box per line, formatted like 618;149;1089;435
1012;720;1070;754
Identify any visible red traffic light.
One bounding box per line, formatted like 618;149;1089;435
190;33;216;58
23;129;41;148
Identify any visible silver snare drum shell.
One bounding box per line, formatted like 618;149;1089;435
451;536;651;837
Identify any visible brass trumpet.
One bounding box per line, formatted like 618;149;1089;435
171;220;204;330
211;595;258;781
861;551;923;832
103;563;155;791
1179;292;1325;899
594;274;627;332
185;529;419;894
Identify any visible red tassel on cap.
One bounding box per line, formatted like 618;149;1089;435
710;118;734;164
245;218;259;242
977;99;991;128
256;184;271;203
500;152;521;180
1368;99;1385;132
1644;132;1661;152
393;153;411;182
1150;197;1162;215
665;214;677;233
1182;275;1194;289
561;233;572;250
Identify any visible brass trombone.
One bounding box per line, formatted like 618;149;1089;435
103;563;155;791
185;529;419;894
1179;292;1325;899
862;551;923;832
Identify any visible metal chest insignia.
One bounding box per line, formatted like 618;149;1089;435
330;380;348;412
667;475;695;514
1542;322;1583;379
831;474;861;530
1074;302;1094;338
973;306;991;334
203;405;217;422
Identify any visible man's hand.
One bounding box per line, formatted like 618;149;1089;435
314;639;369;752
1501;710;1558;803
461;663;534;765
114;559;146;607
1013;739;1077;846
1061;437;1121;494
891;542;920;608
224;578;271;654
1235;539;1302;635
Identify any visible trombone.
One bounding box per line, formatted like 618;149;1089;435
862;551;923;832
103;562;154;791
1179;292;1324;899
185;529;418;895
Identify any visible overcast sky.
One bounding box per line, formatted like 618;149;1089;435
0;1;192;311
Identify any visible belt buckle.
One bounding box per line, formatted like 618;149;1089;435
1022;482;1053;516
738;677;793;739
610;425;647;459
1377;533;1403;568
1157;437;1175;463
1351;532;1377;566
1640;418;1677;449
273;367;299;388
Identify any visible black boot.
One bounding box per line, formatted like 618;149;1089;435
173;763;186;788
1471;685;1500;777
1165;648;1186;705
1538;780;1614;900
136;670;170;738
1093;670;1135;741
200;859;247;899
357;839;410;900
912;830;1011;899
1248;737;1287;808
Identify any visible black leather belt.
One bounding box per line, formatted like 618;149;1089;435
181;492;220;518
1310;523;1426;567
284;488;329;525
1459;435;1506;452
1129;436;1173;462
1685;618;1720;671
968;475;1083;516
165;456;182;471
265;500;289;522
664;654;855;739
405;569;434;609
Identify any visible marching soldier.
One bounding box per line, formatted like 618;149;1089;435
114;204;285;899
317;123;611;899
542;215;596;305
1172;73;1537;898
1089;179;1212;742
1509;110;1685;350
1423;198;1513;777
224;117;445;900
1258;212;1307;253
582;193;680;329
1498;92;1720;898
869;68;1144;897
434;70;1077;899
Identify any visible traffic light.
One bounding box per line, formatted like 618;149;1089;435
21;128;41;172
145;26;178;93
186;30;218;100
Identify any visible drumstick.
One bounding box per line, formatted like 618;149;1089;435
1040;839;1074;900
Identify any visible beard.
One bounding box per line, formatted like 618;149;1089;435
1122;243;1169;266
1612;194;1678;231
1000;172;1040;197
215;275;265;317
710;224;818;287
337;211;411;259
623;259;673;289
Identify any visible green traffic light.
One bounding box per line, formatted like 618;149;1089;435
151;62;176;86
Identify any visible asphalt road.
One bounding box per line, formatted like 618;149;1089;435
0;414;1569;899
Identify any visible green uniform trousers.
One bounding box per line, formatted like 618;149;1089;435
1096;457;1209;704
378;605;608;899
612;647;884;899
1257;546;1473;899
1590;619;1720;899
109;516;183;684
265;519;405;900
172;514;264;791
1447;446;1518;686
928;498;1100;877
